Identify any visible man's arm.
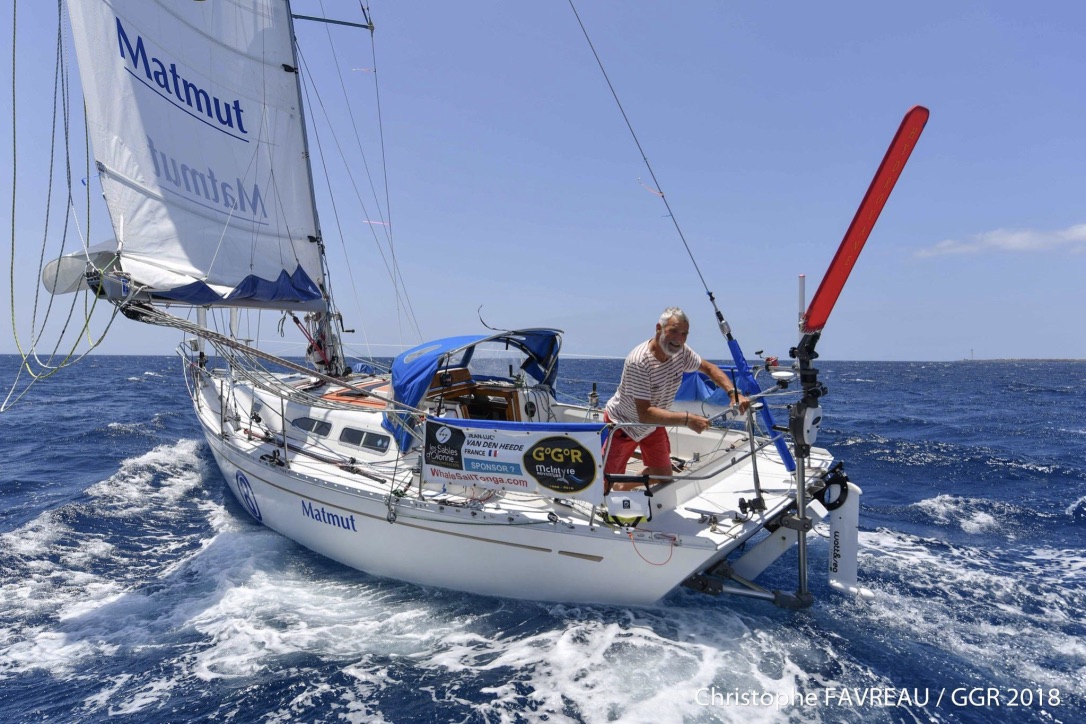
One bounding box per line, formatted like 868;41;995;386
632;397;689;427
698;359;750;413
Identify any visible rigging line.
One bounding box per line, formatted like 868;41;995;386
293;102;410;353
234;23;276;282
6;1;110;392
31;11;75;357
32;19;83;364
308;2;420;343
48;24;122;361
63;53;123;360
296;52;421;342
7;0;23;359
305;3;417;355
203;12;294;290
19;144;117;384
566;0;712;296
2;0;30;411
139;302;424;414
295;52;377;341
356;2;373;31
364;6;423;344
317;0;392;250
308;0;384;334
564;3;799;471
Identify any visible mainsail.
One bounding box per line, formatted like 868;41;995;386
61;0;325;309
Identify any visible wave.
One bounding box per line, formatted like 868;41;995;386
911;494;1039;535
84;439;209;515
124;371;166;383
0;439;215;675
1;509;1080;721
855;528;1086;696
0;453;903;724
4;356;1086;721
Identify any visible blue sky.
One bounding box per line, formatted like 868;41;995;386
3;1;1085;361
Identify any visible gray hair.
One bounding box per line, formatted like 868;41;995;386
658;307;688;327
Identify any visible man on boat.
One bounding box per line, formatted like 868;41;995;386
604;307;749;488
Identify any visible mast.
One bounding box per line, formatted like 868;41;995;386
284;0;346;375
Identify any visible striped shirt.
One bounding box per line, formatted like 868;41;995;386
605;340;702;441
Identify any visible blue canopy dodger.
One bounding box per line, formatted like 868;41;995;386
383;329;562;449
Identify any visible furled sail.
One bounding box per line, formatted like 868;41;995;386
61;0;325;309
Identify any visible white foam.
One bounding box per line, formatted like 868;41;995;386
184;570;457;681
0;515;127;630
83;674;133;712
58;551;863;722
2;513;64;558
857;528;1085;693
961;511;997;534
2;630;121;676
420;606;863;723
1024;547;1086;580
4;433;1081;720
285;685;337;718
914;494;1000;533
14;508;1070;723
1000;458;1058;475
1066;495;1086;518
0;438;214;682
86;439;208;514
124;371;164;382
106;676;175;716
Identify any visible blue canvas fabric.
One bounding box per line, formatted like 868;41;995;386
383;330;562;449
153;265;322;307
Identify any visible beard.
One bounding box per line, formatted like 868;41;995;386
657;331;683;359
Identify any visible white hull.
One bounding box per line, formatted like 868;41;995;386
191;360;845;607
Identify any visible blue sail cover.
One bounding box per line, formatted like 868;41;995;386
383;330;562;449
227;266;323;304
153;266;322;306
675;370;737;408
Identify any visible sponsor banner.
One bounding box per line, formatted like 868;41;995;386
422;419;604;501
423;421;466;470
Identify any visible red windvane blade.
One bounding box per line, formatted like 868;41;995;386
802;106;929;334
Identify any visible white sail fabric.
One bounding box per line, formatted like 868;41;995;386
65;0;325;308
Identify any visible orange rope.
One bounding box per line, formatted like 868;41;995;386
627;532;675;566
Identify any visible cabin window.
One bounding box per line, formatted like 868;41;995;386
339;427;390;453
292;416;332;437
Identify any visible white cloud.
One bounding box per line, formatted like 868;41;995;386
917;223;1086;257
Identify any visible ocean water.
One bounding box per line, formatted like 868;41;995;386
0;355;1083;723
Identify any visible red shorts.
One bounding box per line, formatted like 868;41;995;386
603;414;671;474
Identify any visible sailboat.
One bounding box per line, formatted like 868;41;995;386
19;1;926;607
